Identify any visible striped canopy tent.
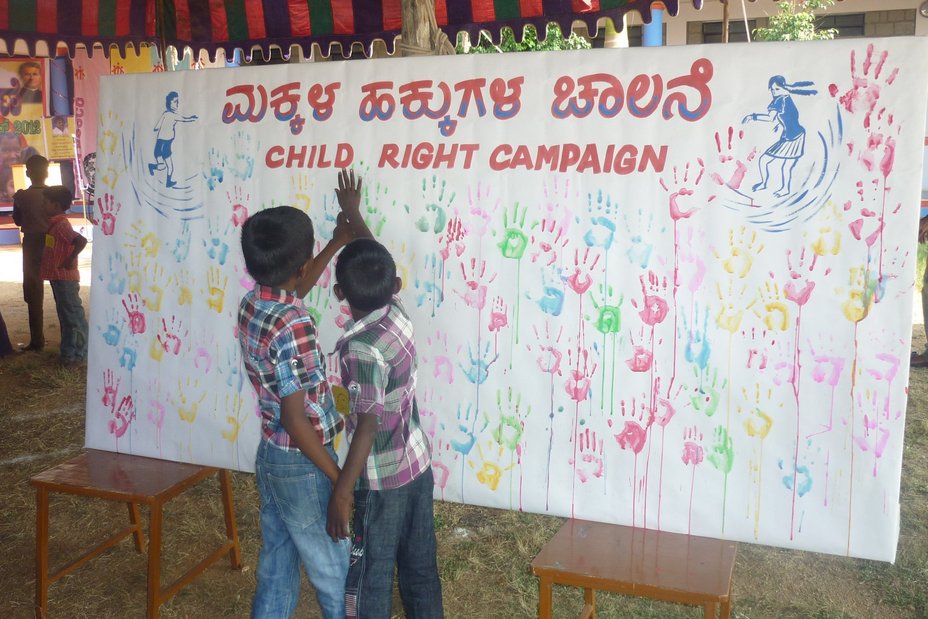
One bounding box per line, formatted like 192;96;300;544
0;0;697;59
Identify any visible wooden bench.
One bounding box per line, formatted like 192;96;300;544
31;449;243;618
531;519;737;619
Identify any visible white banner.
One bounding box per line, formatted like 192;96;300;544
88;37;928;561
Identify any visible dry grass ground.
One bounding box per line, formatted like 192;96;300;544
0;246;926;618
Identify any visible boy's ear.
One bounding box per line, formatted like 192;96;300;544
394;277;402;294
333;283;345;301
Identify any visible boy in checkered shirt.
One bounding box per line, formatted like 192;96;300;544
237;170;366;619
326;171;443;618
40;186;88;367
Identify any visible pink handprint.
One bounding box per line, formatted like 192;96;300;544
681;426;705;465
121;292;146;334
613;396;653;454
227;186;251;227
660;160;705;220
783;247;824;306
625;331;653;373
97;192;122;236
439;216;467;260
635;271;670;326
564;348;597;402
528;322;564;375
709;126;756;190
488;296;508;332
571;429;604;483
832;44;898;130
157;316;187;355
102;369;120;409
565;247;601;294
108;395;136;438
530;218;568;266
456;258;496;310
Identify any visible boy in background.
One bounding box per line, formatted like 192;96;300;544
238;181;365;618
12;155;53;351
326;170;444;618
40;186;88;367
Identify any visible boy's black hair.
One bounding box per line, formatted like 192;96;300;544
43;185;72;211
240;206;314;288
25;154;48;175
166;91;179;109
335;238;396;312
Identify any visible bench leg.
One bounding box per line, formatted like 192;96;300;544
35;487;49;619
704;602;716;619
127;502;144;552
581;588;595;619
147;503;163;619
721;597;731;619
538;577;553;619
219;469;242;569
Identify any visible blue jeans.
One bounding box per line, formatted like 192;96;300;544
253;440;350;619
50;280;87;361
346;467;443;618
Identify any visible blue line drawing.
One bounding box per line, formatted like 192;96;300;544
149;91;198;188
742;76;817;198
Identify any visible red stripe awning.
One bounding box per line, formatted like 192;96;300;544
0;0;698;59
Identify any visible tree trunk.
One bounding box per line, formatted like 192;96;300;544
399;0;456;56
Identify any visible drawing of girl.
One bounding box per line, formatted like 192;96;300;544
742;75;817;198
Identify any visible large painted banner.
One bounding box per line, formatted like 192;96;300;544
87;37;928;561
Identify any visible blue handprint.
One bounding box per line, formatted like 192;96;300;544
459;340;499;385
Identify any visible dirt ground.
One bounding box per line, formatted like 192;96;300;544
0;242;926;619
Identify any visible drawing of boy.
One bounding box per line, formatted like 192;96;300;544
237;178;367;618
149;91;197;188
326;170;444;617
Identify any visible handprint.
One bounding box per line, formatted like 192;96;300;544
459;340;498;384
622;207;656;268
565;247;601;295
528;322;564;375
206;147;227;190
126;220;162;258
467;181;501;238
446;403;479;456
783;247;823;306
613;396;652;454
707;425;735;474
100;308;125;347
570;429;604;483
530;218;568;266
754;280;790;331
102;369;120;409
469;440;513;491
411;175;452;234
97;193;121;236
108;395;136;438
715;279;754;334
584;190;618;250
488;296;508;332
142;262;166;311
682;305;712;371
227;186;251;227
497;202;530;259
491;387;528;450
121;292;146;334
708;126;756;190
589;284;623;335
173;378;206;423
456;258;496;310
564;348;597;402
635;271;670;326
222;394;245;442
681;426;704;465
834;44;899;130
156;315;187;356
660;160;705;221
203;217;232;265
205;266;228;313
741;384;774;439
689;365;726;418
439;216;467;260
715;225;763;279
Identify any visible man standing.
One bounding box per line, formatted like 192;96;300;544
12;155;53;351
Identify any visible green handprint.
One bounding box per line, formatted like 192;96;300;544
498;202;530;259
707;425;734;474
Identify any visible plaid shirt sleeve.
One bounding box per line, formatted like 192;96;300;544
340;342;387;419
271;314;326;399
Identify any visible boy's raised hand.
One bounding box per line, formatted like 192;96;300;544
335;168;362;215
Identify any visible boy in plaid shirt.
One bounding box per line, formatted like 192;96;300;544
238;173;365;619
326;172;443;618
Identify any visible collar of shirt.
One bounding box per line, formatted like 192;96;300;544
48;213;68;227
255;284;303;306
334;304;391;350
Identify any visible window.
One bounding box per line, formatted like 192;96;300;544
701;20;756;44
817;13;866;38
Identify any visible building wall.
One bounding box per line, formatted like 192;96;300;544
621;0;928;45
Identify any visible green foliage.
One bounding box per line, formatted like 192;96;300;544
753;0;838;42
457;23;591;54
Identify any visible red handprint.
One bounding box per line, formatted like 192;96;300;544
456;258;496;310
565;247;601;295
121;292;146;334
98;193;122;236
564;348;597;402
